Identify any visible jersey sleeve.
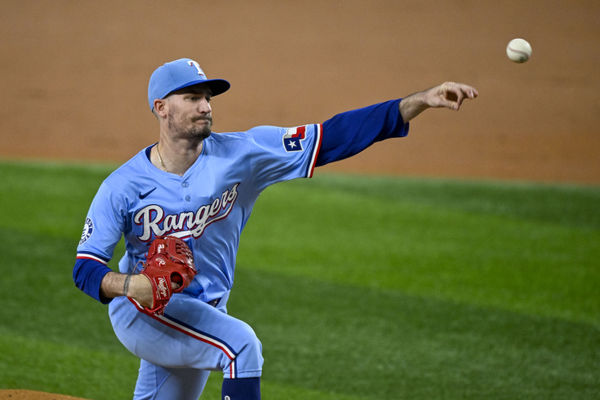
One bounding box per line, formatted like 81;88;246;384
74;179;128;302
246;124;322;192
317;98;409;166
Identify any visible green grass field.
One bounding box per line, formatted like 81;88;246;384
0;160;598;399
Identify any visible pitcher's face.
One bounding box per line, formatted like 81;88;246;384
163;85;213;140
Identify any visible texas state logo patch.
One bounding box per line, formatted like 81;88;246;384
79;217;94;245
282;125;307;152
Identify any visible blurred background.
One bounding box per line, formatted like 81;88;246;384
1;0;599;184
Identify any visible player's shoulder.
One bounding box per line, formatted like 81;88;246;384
207;130;248;143
106;149;147;178
212;125;317;152
207;127;284;153
246;125;285;136
99;148;151;194
208;126;280;143
211;126;284;139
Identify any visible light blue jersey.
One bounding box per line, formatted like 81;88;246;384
77;124;322;304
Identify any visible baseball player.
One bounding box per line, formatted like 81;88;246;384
73;58;477;400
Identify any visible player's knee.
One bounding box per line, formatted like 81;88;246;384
236;322;264;368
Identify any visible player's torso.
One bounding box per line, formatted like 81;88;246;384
98;125;316;299
113;134;259;295
129;148;251;245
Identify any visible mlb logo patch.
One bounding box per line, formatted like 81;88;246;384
79;217;94;245
282;126;307;152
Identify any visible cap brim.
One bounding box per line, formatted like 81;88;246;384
166;78;230;98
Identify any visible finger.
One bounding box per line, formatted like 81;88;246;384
442;89;463;110
441;84;458;102
431;84;453;109
460;84;478;99
452;84;479;109
440;83;463;109
439;98;460;110
453;89;466;109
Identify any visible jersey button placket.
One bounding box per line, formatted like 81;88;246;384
182;181;191;202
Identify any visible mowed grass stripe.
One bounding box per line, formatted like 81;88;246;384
239;177;600;326
0;228;122;349
306;174;600;230
230;267;600;399
0;331;138;399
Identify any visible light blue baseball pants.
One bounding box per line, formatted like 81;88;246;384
108;292;263;400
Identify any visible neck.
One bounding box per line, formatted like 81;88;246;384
153;137;205;176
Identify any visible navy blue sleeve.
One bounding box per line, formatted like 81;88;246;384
316;98;409;166
73;258;113;304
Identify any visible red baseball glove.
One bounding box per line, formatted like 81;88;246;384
140;236;196;315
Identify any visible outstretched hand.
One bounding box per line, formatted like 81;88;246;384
399;81;478;122
425;82;478;111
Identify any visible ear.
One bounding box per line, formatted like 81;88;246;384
153;99;168;118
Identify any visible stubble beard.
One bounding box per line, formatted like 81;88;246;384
168;112;213;141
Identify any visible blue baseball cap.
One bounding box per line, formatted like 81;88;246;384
147;58;230;111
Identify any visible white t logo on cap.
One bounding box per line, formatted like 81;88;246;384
187;60;205;76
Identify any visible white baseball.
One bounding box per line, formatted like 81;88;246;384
506;38;532;63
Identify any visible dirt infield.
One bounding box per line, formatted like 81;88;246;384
0;390;87;400
1;0;598;186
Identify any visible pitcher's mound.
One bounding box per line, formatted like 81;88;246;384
0;390;89;400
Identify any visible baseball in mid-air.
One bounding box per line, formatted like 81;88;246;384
506;38;532;63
